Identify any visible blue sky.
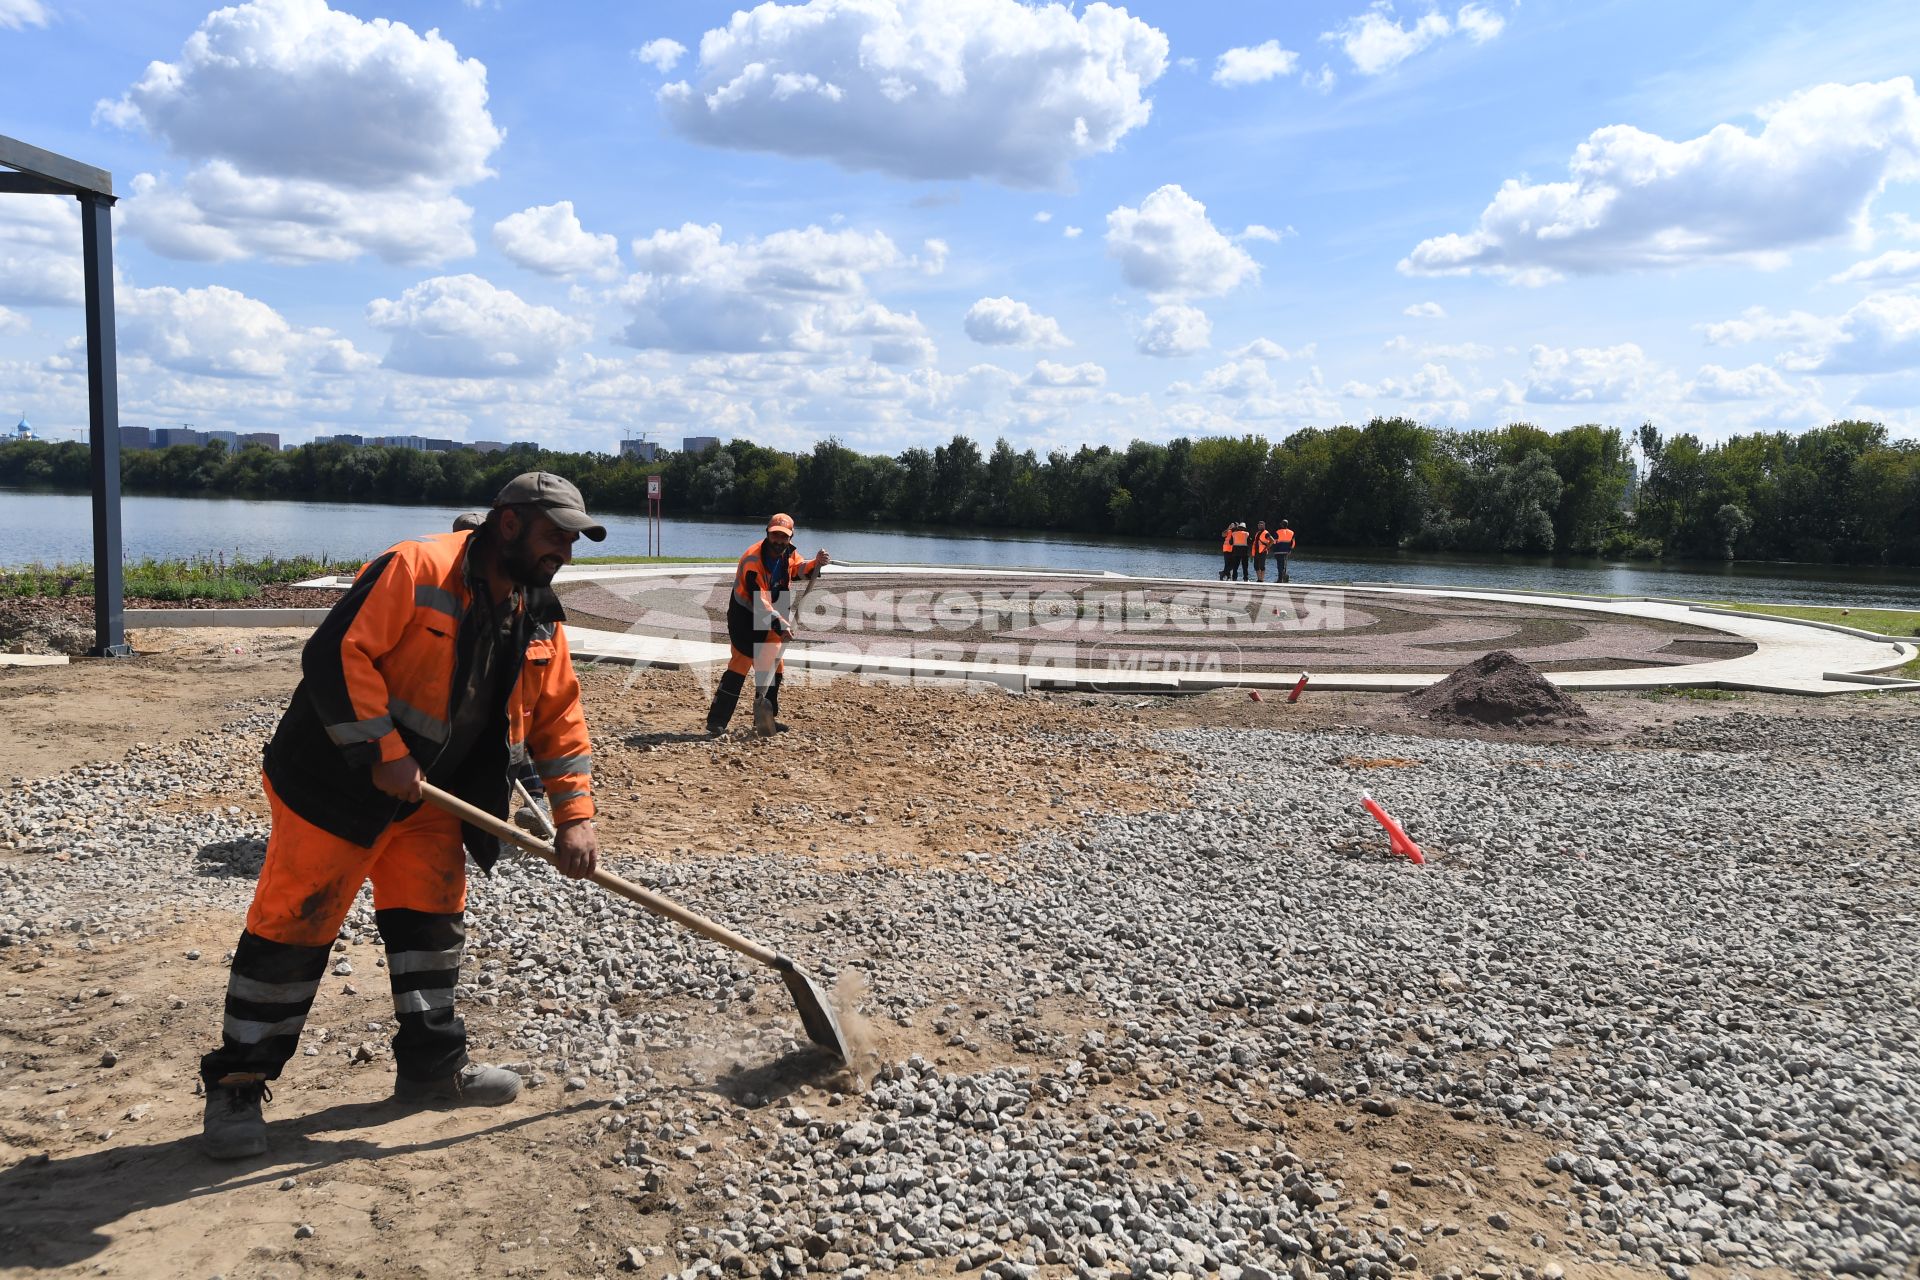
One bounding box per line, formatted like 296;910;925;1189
5;0;1920;455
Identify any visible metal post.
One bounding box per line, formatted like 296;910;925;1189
81;192;130;657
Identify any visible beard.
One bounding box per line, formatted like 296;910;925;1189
497;523;560;588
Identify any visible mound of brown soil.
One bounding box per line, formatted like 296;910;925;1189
1404;649;1590;728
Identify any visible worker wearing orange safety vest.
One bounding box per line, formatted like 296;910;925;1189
1218;525;1237;580
706;513;831;736
198;472;605;1160
1228;522;1252;581
1272;519;1297;582
1252;522;1275;582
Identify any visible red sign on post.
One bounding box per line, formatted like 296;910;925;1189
647;475;661;498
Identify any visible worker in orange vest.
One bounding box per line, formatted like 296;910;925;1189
1252;521;1275;582
1272;519;1297;582
199;472;604;1160
1218;524;1236;580
1228;522;1252;581
706;513;830;736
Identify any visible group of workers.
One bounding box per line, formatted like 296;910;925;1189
1219;519;1297;582
199;474;826;1160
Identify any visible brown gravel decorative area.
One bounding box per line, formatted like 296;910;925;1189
553;572;1757;676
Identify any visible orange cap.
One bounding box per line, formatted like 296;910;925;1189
766;513;795;535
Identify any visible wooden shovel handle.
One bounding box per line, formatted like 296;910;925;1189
419;781;779;967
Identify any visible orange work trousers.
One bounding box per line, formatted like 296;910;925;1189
248;774;468;947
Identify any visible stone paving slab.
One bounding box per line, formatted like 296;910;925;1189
287;563;1919;695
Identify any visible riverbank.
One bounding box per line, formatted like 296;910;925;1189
2;638;1916;1278
13;488;1920;609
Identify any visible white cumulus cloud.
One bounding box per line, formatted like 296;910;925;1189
118;284;362;380
1684;364;1796;402
617;221;931;362
1228;338;1312;361
635;38;687;73
1213;40;1299;88
99;0;501;264
1325;3;1501;77
1828;249;1920;284
1524;343;1652;403
1404;301;1447;319
1135;304;1211;357
1402;78;1920;283
1106;184;1261;299
658;0;1168;189
1;0;48;29
368;275;590;378
964;296;1070;348
1802;291;1920;374
493;202;621;279
0;195;83;307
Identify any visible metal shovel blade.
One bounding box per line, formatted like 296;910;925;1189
752;696;776;737
773;957;853;1062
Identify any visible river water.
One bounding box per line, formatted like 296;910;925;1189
6;487;1920;609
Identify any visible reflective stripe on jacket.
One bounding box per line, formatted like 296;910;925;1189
1229;529;1250;550
263;530;594;868
730;539;821;617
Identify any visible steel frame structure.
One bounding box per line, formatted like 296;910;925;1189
1;134;128;656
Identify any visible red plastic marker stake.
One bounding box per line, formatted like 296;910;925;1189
1248;689;1263;702
1287;671;1309;703
1361;791;1425;865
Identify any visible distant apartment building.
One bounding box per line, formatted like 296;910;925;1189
205;430;239;448
239;432;280;450
620;438;661;462
470;440;508;454
314;433;364;447
153;426;206;448
682;435;722;455
119;426;152;451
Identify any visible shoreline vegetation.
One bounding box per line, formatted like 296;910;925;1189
4;416;1918;566
0;553;714;602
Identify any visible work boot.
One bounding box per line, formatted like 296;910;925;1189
393;1063;521;1107
202;1075;270;1160
751;696;777;737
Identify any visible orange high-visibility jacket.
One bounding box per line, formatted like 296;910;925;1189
263;530;593;866
731;538;823;620
1274;528;1296;551
1220;530;1234;553
1229;528;1251;550
1254;530;1275;554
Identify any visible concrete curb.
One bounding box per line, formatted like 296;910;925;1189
127;607;335;628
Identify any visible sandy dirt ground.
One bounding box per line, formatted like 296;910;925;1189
1;629;1882;1279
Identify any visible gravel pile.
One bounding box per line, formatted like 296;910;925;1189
6;703;1918;1280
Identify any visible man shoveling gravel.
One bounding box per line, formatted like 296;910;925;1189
197;473;607;1159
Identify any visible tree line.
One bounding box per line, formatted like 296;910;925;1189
3;417;1917;564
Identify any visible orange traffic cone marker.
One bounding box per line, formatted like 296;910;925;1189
1248;689;1263;702
1360;791;1425;865
1287;671;1309;703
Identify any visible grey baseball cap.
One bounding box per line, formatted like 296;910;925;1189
493;471;608;541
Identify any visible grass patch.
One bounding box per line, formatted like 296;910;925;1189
1709;601;1920;637
1641;686;1742;701
0;554;358;602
